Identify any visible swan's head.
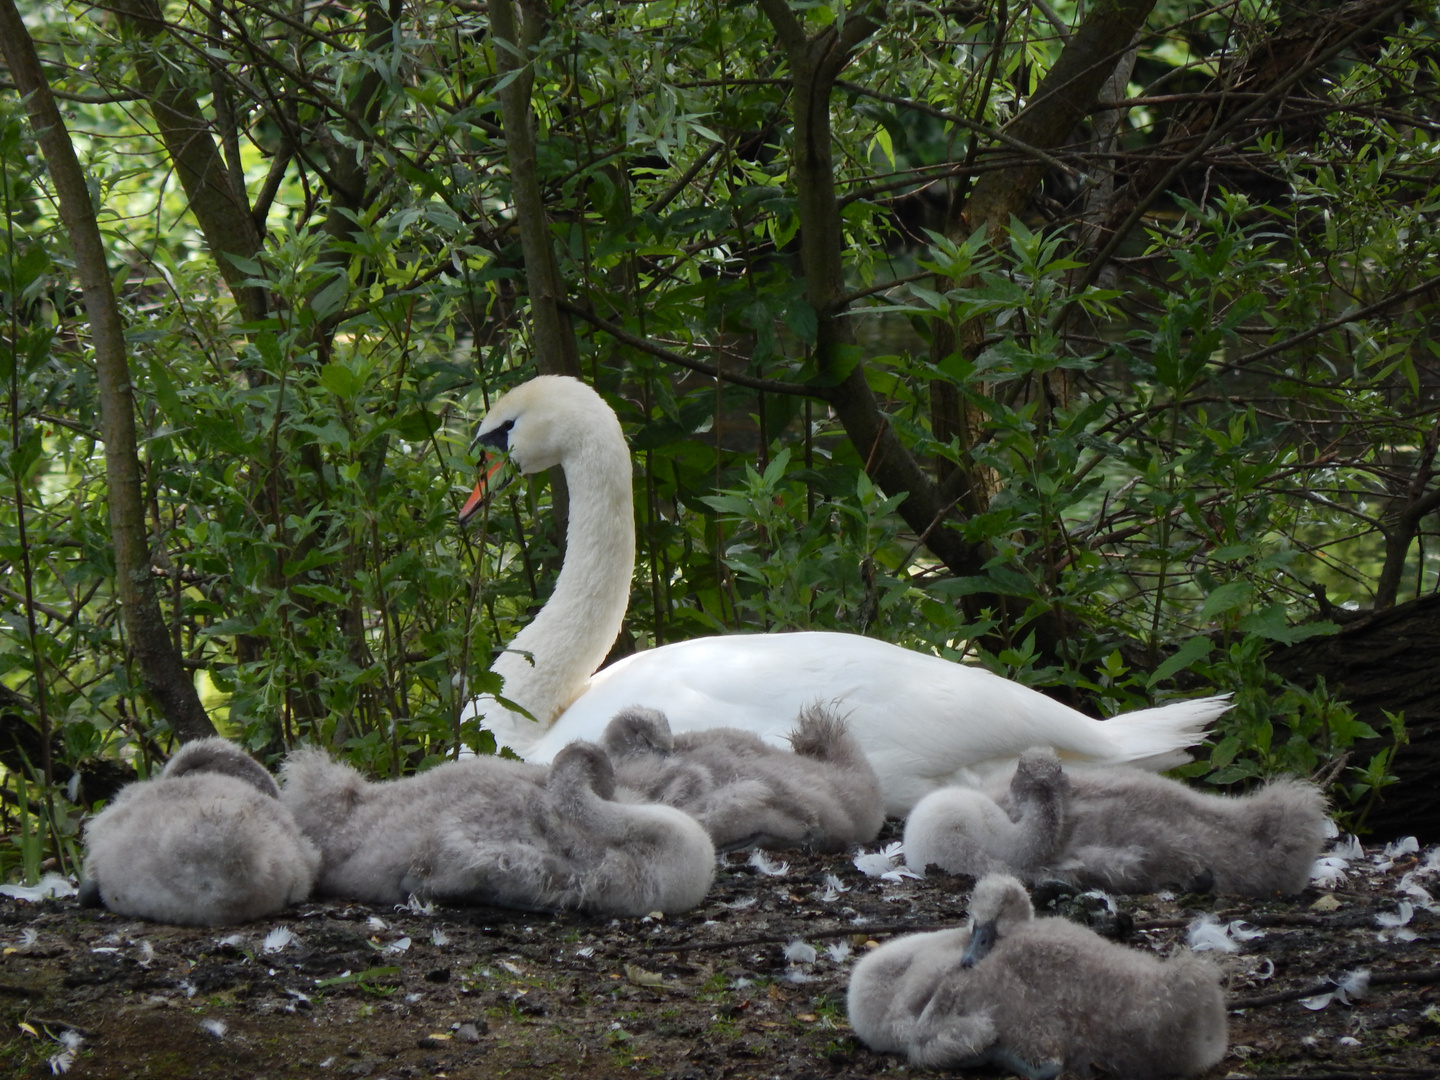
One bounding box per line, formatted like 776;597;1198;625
472;375;617;475
961;872;1033;967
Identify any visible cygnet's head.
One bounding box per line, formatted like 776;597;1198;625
961;873;1034;968
602;707;675;759
550;741;618;801
472;375;622;476
1010;747;1067;800
163;737;279;799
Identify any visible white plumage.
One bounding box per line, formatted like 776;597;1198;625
461;375;1230;816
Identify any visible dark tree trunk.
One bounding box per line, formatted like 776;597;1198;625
1268;595;1440;843
488;0;582;380
109;0;267;323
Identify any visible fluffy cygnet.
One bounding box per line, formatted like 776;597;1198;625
79;737;319;926
601;704;884;852
905;747;1328;895
848;873;1227;1079
280;742;714;915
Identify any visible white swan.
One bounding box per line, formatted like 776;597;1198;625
460;375;1230;816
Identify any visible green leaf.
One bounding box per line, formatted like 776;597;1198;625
1207;761;1263;785
223;253;264;276
395;408;440;441
314;966;401;988
1199;581;1251;619
870;127;895;169
310;272;349;318
320;363;363;400
1145;636;1212;688
146;357;189;429
290;583;348;606
782;300;818;344
1237;606;1338;644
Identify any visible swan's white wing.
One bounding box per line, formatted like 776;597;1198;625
518;631;1226;816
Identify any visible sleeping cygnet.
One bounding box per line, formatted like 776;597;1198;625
280;742;714;915
903;749;1069;879
848;873;1227;1079
79;737;320;926
905;746;1328;895
601;704;884;852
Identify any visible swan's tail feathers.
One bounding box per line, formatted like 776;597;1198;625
1093;694;1233;770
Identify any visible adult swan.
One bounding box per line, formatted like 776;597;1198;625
459;376;1228;816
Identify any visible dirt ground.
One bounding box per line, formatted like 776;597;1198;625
0;822;1437;1080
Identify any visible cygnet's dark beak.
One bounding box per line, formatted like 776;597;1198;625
960;919;997;968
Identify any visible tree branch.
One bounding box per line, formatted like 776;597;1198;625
557;299;820;397
109;0;267;323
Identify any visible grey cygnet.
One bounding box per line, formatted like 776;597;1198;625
80;737;319;926
601;704;883;852
905;746;1328;895
848;873;1227;1079
280;741;714;916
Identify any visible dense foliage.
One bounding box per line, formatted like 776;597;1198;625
0;0;1436;877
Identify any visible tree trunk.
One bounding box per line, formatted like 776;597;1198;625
488;0;582;380
109;0;267;324
1269;596;1440;843
932;0;1159;482
0;0;217;742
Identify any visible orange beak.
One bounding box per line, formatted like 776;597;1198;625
458;454;508;524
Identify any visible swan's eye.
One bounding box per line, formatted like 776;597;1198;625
474;418;515;452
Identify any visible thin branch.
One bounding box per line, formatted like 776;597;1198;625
835;80;1083;178
556;298;823;398
0;78;144;103
1222;272;1440;371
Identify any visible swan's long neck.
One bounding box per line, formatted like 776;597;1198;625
484;427;634;751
